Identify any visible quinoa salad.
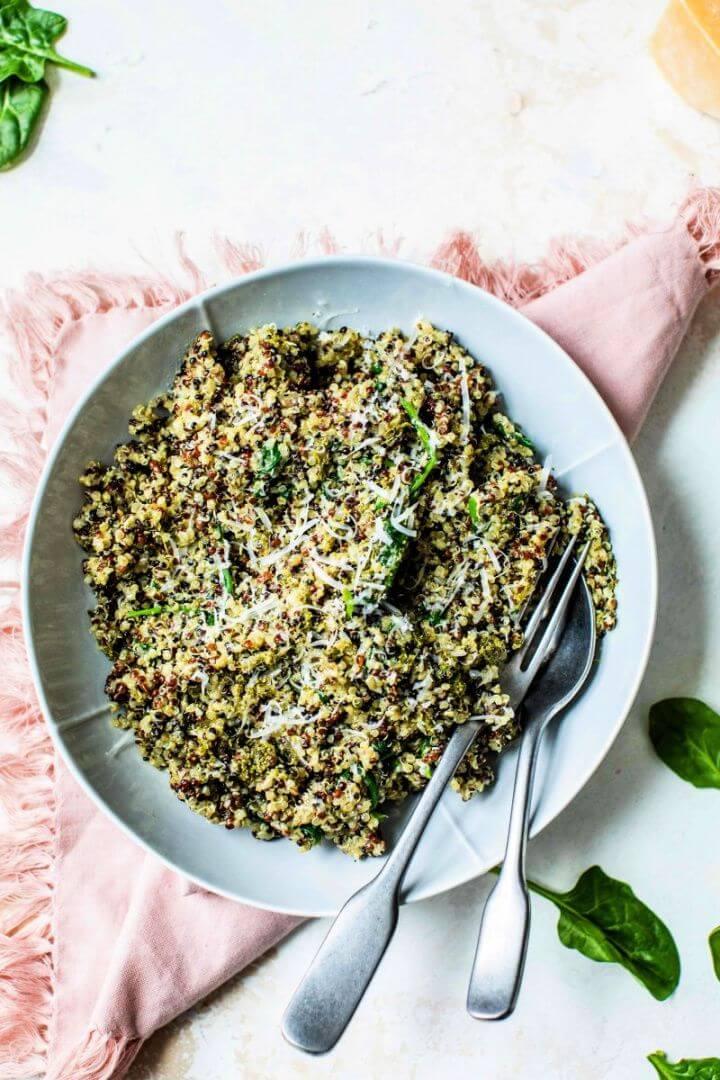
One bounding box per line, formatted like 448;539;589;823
73;321;617;858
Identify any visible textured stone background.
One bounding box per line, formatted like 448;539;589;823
3;1;719;1077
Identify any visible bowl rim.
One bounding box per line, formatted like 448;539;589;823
21;254;658;915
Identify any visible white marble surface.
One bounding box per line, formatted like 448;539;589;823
2;1;720;1077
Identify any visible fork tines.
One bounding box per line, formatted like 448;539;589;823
502;536;591;709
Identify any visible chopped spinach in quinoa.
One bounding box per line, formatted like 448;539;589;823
73;321;617;858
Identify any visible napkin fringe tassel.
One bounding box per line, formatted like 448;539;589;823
50;1030;142;1080
682;186;720;278
0;599;54;1080
0;187;718;1079
0;261;199;1079
430;185;720;296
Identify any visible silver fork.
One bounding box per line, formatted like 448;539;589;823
282;535;587;1055
466;564;595;1020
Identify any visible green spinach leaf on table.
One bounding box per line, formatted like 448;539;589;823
709;925;720;981
525;865;680;1000
649;698;720;788
0;0;94;81
0;74;45;167
648;1051;720;1079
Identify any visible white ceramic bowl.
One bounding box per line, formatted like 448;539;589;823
23;256;657;917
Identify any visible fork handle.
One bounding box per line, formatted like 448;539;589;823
466;713;546;1020
282;721;480;1054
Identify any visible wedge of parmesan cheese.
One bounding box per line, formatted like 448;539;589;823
651;0;720;119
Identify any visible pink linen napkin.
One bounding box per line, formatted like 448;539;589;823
1;190;718;1080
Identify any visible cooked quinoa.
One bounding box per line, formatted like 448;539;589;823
73;321;617;858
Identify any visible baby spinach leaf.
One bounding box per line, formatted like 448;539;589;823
0;0;94;81
125;603;195;618
342;588;355;619
373;739;393;761
299;824;323;846
401;399;438;495
467;495;481;529
257;440;283;477
221;566;233;595
364;772;380;808
126;605;169;618
378;519;408;585
527;865;680;1000
649;698;720;789
709;926;720;981
648;1051;720;1078
492;412;534;452
0;74;45;167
